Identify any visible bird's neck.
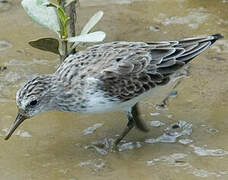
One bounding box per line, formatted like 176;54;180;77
49;76;87;112
40;75;65;111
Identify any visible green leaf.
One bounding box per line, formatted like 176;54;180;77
28;38;59;54
21;0;60;35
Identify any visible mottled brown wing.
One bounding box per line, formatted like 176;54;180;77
98;34;222;101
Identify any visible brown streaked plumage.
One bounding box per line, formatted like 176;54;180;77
5;34;223;145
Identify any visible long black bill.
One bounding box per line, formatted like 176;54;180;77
4;112;27;140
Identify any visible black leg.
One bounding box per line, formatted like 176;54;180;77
114;111;135;145
114;103;149;146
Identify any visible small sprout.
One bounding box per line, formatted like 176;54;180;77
22;0;106;61
45;2;70;39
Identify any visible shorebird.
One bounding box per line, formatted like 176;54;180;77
4;34;223;145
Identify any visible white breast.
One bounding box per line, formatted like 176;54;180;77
84;75;178;113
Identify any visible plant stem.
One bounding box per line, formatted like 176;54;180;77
66;1;77;54
59;0;67;62
60;40;68;62
59;0;78;62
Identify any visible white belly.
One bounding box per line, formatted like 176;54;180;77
83;75;181;113
84;81;177;113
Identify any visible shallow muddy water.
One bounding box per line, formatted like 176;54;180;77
0;0;228;180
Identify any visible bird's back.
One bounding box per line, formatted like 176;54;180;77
54;34;223;112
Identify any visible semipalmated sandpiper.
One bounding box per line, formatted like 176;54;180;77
4;34;223;145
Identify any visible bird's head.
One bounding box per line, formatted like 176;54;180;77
4;75;56;140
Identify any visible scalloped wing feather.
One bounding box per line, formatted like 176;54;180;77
56;34;222;102
96;35;222;101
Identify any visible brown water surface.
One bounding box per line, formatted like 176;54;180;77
0;0;228;180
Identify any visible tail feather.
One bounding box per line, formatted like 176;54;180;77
174;34;223;64
155;33;223;76
211;33;224;40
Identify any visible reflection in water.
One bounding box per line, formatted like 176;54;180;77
0;0;228;180
154;8;209;29
190;145;228;157
1;128;32;138
178;138;193;145
147;152;228;178
0;40;12;51
78;159;106;172
149;120;165;127
82;123;103;135
145;121;192;143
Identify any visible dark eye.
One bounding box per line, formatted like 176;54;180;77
30;100;38;106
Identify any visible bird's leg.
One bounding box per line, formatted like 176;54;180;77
114;103;149;146
132;103;149;132
114;107;136;146
156;80;181;109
